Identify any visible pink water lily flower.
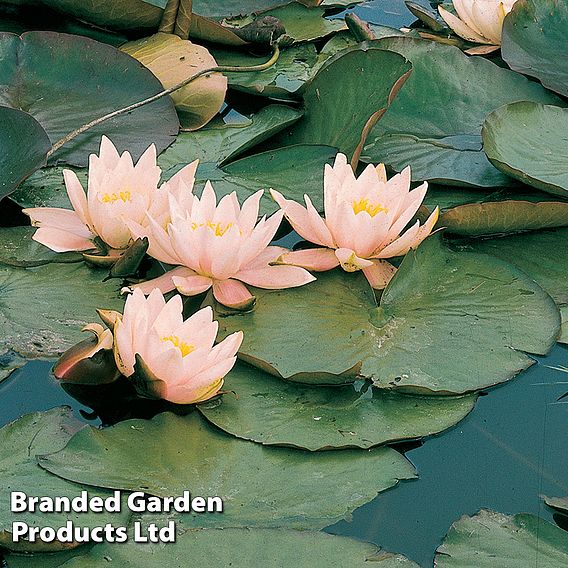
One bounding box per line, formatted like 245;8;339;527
439;0;518;46
125;182;315;309
114;288;243;405
270;153;439;290
23;136;197;253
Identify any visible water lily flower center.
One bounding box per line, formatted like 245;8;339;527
161;335;195;357
101;190;132;204
191;221;234;237
352;198;387;217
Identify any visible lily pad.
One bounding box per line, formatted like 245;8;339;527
0;106;51;200
226;4;347;44
502;0;568;97
435;509;568;567
39;412;416;530
211;237;559;393
198;363;476;450
158;104;304;169
210;44;317;100
0;351;26;384
0;31;178;166
0;227;82;267
456;228;568;307
274;44;412;159
440;200;568;236
544;496;568;515
0;407;130;552
482;102;568;198
55;528;419;567
0;262;123;359
164;144;336;216
363;37;562;187
561;307;568;344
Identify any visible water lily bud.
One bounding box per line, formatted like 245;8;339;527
121;32;227;131
53;323;121;385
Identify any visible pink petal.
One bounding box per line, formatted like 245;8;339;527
334;248;373;271
173;273;214;297
362;259;398;290
439;6;489;43
376;222;420;259
63;170;91;227
276;248;339;272
166;160;199;193
270;189;327;246
31;227;95;253
123;267;196;295
24;207;93;239
238;190;263;235
235;265;315;290
243;245;288;271
212;279;255;309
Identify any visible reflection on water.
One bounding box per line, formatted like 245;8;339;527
1;346;566;566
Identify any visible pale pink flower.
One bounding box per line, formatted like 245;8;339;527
23;136;196;252
439;0;518;45
270;153;439;290
125;183;315;309
114;288;242;405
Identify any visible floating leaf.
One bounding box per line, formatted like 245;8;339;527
0;31;178;166
0;107;51;201
502;0;568;97
121;33;227;131
483;102;568;198
0;262;123;359
364;37;561;187
39;412;416;530
440;199;568;236
211;237;559;393
456;228;568;307
0;351;26;384
435;510;568;567
226;4;346;44
0;227;82;267
455;228;568;345
274;44;412;159
0;408;130;552
51;528;420;567
198;363;476;450
158;104;304;169
544;496;568;515
210;44;317;100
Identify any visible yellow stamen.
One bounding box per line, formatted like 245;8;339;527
101;191;132;204
191;221;233;237
352;198;387;217
161;335;195;357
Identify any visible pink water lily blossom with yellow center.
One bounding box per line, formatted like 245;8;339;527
23;136;197;253
114;288;243;405
270;153;439;290
439;0;518;46
125;181;316;309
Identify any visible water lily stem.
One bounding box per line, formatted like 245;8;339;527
47;45;280;159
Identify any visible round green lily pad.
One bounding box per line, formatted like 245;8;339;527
0;106;50;201
435;509;568;567
0;31;178;166
198;363;477;450
39;412;416;530
0;408;131;552
483;102;568;197
211;237;559;393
